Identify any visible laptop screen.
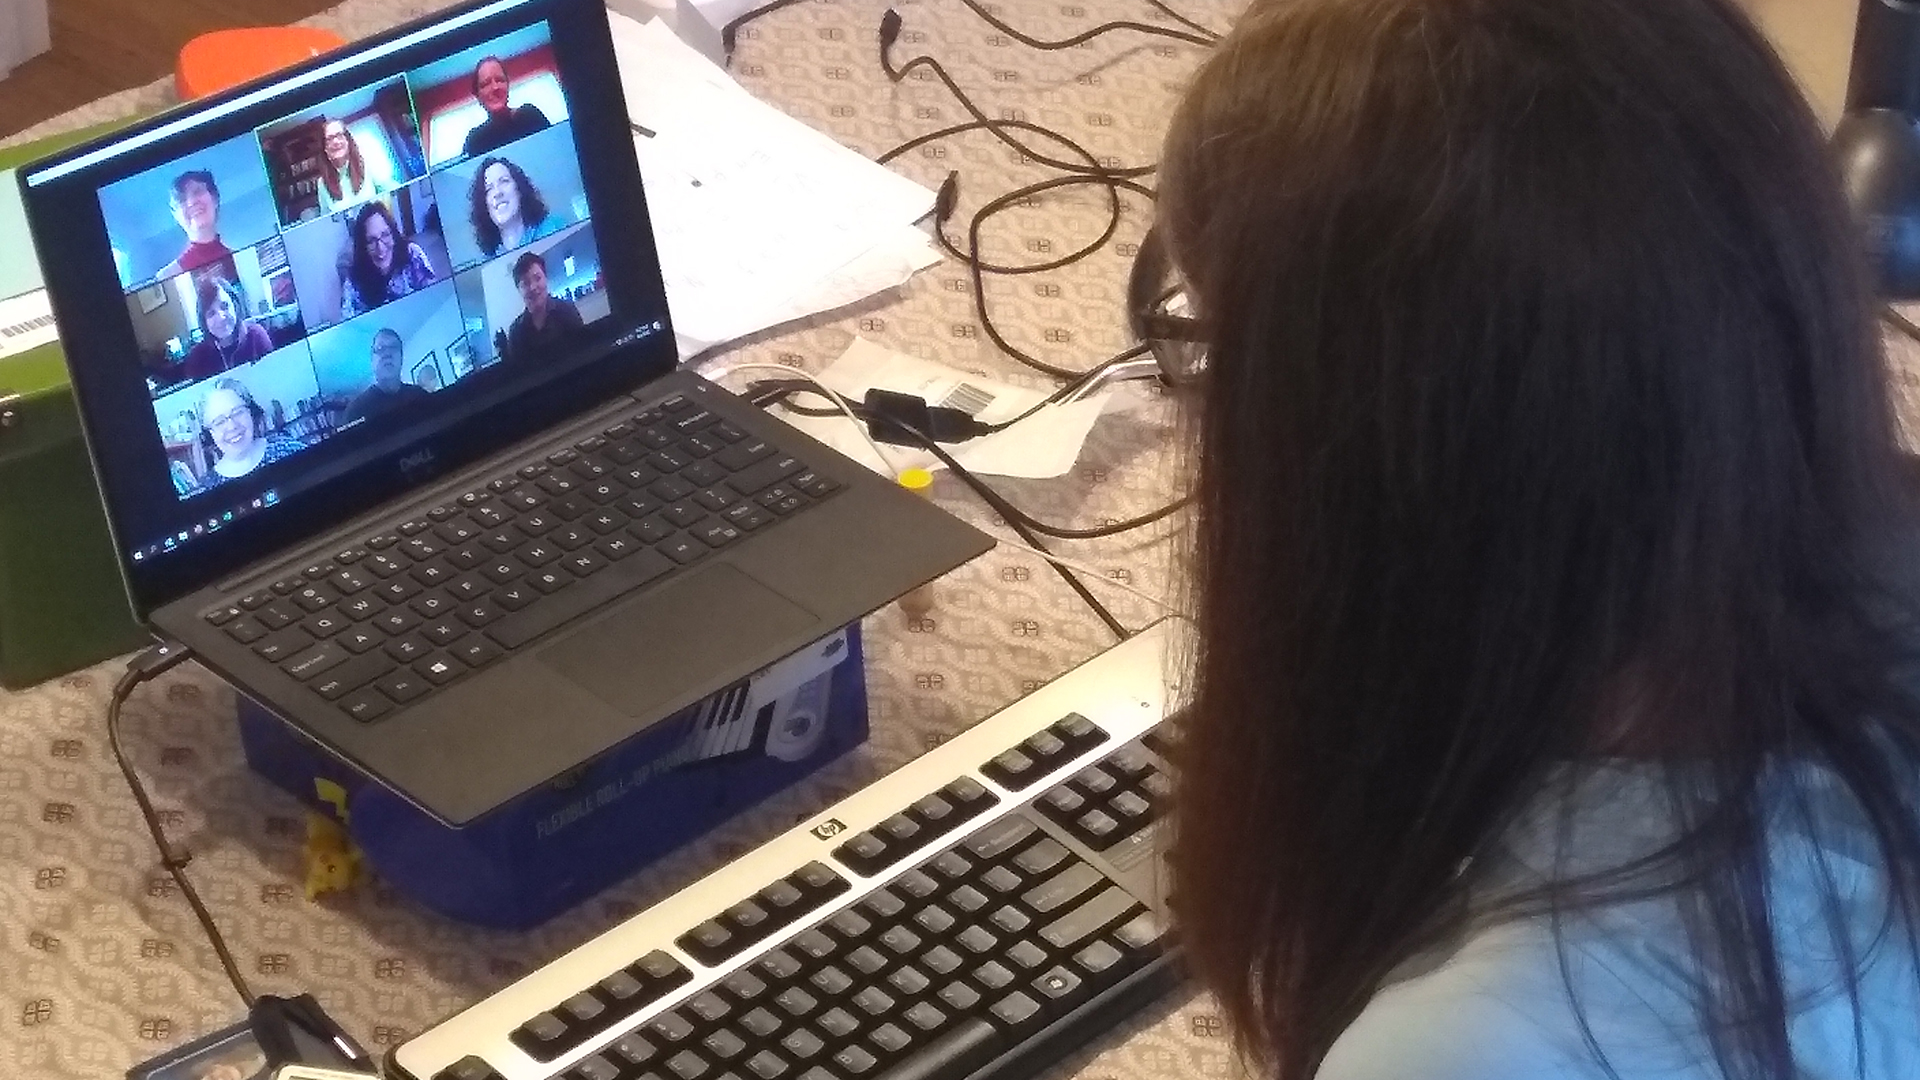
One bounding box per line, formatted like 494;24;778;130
20;0;675;616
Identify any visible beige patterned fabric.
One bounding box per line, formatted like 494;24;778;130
0;0;1237;1075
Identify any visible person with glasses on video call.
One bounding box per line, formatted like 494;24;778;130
342;327;429;425
340;200;438;317
1160;1;1920;1079
316;117;393;216
195;377;301;492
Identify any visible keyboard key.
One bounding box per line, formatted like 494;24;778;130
339;594;385;621
330;568;374;594
728;455;804;495
385;635;431;663
715;439;775;470
723;503;774;532
256;603;300;630
222;618;268;641
376;670;430;704
415;653;466;686
457;601;502;628
253;627;313;662
312;652;398;700
337;627;382;654
1032;965;1083;1002
1024;863;1105;914
339;688;392;723
410;593;455;619
981;749;1038;789
373;608;423;636
377;577;424;604
422;619;467;646
695;486;739;511
494;583;537;610
1039;885;1139;951
282;641;350;682
964;815;1036;860
792;471;841;499
989;992;1041;1026
481;557;526;585
659;534;708;564
451;637;502;670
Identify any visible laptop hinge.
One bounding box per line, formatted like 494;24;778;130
0;390;19;434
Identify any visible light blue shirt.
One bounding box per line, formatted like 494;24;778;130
1317;762;1920;1080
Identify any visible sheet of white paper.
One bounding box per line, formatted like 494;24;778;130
772;338;1110;479
0;168;45;304
0;288;57;361
608;14;939;356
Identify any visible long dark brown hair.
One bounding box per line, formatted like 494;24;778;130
1160;1;1920;1078
346;200;406;305
468;156;550;257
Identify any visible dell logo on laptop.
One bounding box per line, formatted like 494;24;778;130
398;446;438;479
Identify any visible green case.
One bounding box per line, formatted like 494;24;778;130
1;121;153;687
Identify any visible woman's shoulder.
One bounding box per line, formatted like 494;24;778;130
1316;920;1597;1080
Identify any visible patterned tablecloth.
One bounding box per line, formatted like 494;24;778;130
0;0;1239;1075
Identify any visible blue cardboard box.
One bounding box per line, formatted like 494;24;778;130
236;626;866;928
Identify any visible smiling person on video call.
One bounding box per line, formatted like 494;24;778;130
156;170;231;278
340;200;436;317
342;327;430;425
468;156;561;258
316;117;391;215
504;251;584;362
196;377;299;488
459;55;551;159
1161;1;1920;1079
181;277;273;381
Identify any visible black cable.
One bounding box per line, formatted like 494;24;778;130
743;384;1132;635
109;643;257;1008
880;11;1156;179
961;173;1159;378
719;0;814;59
749;380;1190;540
1141;0;1223;41
1885;306;1920;346
949;0;1216;49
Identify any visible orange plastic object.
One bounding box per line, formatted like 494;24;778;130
174;26;349;100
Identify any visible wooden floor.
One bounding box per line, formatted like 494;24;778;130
0;0;336;138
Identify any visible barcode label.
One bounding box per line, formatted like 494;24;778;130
0;289;58;361
1;313;53;337
938;382;996;416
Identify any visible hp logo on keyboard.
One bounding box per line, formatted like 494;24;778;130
809;818;847;840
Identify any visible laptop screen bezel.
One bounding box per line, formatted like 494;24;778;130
18;0;676;619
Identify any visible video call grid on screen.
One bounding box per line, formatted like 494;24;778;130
97;18;601;505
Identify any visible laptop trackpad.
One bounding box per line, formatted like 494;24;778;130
538;564;820;716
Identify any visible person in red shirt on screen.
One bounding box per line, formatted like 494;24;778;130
156;170;233;278
180;277;273;382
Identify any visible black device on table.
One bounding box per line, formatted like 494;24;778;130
16;0;989;827
391;619;1183;1080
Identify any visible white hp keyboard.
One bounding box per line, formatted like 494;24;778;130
392;620;1182;1080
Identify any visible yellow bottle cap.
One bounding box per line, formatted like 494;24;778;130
897;467;935;491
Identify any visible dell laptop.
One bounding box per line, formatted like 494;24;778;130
17;0;990;826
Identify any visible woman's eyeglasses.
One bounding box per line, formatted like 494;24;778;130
205;407;252;431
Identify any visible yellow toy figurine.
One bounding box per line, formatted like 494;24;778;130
302;779;363;901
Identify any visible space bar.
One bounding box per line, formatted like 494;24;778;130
485;548;676;650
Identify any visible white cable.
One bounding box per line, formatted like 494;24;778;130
703;361;901;478
990;535;1184;614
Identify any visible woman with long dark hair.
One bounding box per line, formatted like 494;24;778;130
1161;1;1920;1078
340;199;436;318
467;155;559;258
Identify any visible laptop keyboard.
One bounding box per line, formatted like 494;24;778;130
199;393;842;722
